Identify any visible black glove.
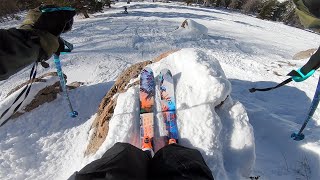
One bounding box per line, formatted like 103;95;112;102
55;37;74;55
55;37;65;56
34;5;76;36
18;5;76;65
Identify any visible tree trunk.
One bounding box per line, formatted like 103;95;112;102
82;10;90;18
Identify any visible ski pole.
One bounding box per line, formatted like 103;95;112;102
291;76;320;141
53;54;78;118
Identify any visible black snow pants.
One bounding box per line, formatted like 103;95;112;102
69;142;214;180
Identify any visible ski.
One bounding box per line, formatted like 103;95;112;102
139;67;155;156
158;69;178;144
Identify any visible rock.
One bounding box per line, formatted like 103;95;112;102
67;81;85;90
181;19;189;28
172;19;208;38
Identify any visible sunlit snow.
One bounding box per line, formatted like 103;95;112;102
0;2;319;180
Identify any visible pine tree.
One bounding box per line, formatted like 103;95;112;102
224;0;232;8
229;0;246;9
242;0;261;14
258;0;278;20
281;0;303;28
16;0;42;10
0;0;19;22
185;0;193;6
215;0;222;7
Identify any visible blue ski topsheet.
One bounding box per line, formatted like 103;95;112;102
159;69;178;140
140;67;155;114
159;69;176;111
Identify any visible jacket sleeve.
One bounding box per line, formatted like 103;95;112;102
0;28;41;80
301;46;320;74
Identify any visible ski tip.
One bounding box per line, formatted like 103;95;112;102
160;68;172;76
70;111;78;118
291;132;305;141
142;67;153;73
159;68;174;85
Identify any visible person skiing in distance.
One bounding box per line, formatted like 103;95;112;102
124;6;128;14
0;5;76;81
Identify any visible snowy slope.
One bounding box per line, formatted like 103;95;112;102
0;2;320;180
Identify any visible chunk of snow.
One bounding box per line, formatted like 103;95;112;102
172;19;208;38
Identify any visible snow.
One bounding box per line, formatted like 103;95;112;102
0;2;320;180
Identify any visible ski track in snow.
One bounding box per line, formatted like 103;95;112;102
0;2;320;180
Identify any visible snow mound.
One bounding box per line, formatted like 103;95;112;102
93;48;255;179
172;19;208;38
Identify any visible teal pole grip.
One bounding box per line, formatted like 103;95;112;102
292;68;315;82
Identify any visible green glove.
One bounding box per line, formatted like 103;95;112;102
19;5;76;60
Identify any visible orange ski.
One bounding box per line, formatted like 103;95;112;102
139;68;155;154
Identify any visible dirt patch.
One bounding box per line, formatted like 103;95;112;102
293;48;317;60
